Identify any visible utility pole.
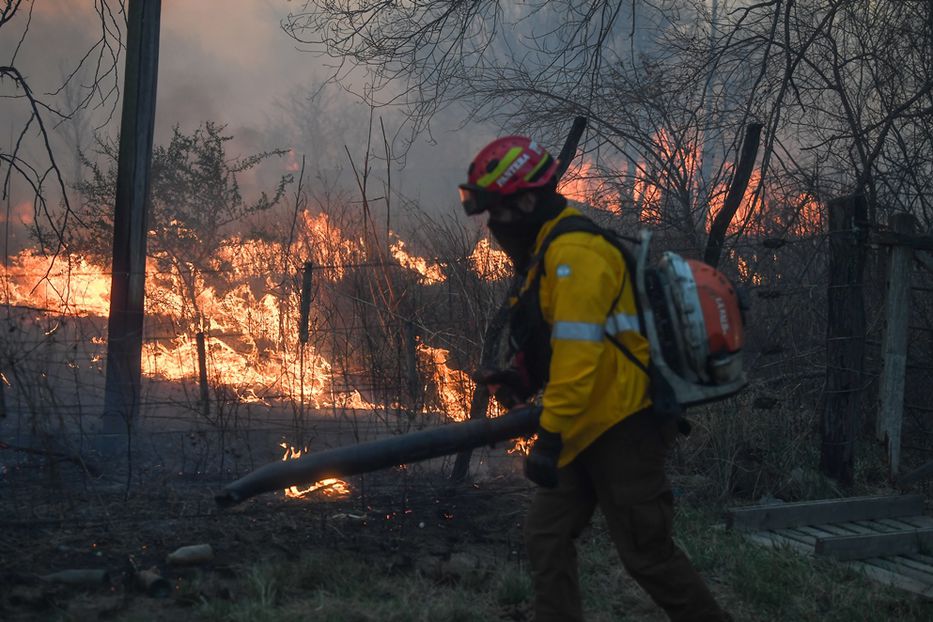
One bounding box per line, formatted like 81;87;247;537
100;0;161;454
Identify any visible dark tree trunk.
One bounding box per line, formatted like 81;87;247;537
704;123;763;267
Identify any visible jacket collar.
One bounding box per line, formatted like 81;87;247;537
533;204;584;254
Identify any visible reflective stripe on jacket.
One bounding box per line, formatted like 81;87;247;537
523;206;652;466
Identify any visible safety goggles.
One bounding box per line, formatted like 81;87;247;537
458;184;505;216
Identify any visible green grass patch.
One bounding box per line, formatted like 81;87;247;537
181;505;933;622
674;504;932;621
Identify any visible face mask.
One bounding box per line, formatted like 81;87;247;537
487;220;540;272
486;191;567;271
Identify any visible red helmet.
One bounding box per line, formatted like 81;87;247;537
458;136;560;215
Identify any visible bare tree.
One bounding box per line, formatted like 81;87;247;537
697;1;933;226
0;0;125;255
72;123;291;335
281;1;761;253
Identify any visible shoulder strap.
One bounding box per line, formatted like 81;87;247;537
523;215;687;426
526;214;649;370
528;215;636;277
526;215;596;275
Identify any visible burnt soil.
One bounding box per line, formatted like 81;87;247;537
0;466;535;621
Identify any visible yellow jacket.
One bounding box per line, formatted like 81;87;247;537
519;206;652;466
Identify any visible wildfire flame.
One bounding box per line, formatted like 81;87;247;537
417;341;473;421
279;443;351;498
0;207;493;416
734;254;763;286
553;130;822;240
508;433;535;457
0;251;111;316
468;237;511;280
389;235;445;284
559;160;627;214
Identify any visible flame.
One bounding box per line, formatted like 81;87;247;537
633;171;664;223
734;254;762;286
293;211;366;281
136;211;376;406
0;208;489;414
559;160;630;214
389;235;445;284
0;251;111;316
559;161;601;204
468;237;511;280
707;170;823;238
416;342;473;421
279;443;351;498
706;168;761;234
508;433;536;456
634;129;701;224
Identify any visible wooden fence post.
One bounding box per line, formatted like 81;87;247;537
196;332;209;420
450;303;510;483
877;213;917;478
820;195;867;486
403;320;419;410
0;368;6;421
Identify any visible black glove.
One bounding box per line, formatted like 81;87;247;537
472;366;531;409
524;427;562;488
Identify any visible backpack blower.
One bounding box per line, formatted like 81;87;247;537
635;230;747;408
553;117;748;411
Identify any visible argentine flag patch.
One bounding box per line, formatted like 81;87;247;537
556;264;572;278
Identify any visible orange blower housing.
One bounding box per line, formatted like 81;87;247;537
636;231;748;407
690;259;745;377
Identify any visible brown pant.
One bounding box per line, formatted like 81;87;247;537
524;411;729;622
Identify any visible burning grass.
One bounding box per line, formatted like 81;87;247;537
0;206;486;418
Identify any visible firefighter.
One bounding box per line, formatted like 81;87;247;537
459;136;730;622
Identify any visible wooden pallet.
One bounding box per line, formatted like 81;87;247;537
726;494;933;598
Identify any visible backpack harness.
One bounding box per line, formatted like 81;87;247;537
507;215;689;431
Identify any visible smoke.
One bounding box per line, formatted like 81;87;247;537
0;0;487;258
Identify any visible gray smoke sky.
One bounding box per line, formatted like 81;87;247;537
1;0;492;253
164;0;497;213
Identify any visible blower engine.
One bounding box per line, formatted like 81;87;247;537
635;230;748;407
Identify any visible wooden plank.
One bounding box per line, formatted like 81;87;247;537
745;531;811;554
727;495;925;531
774;528;816;546
900;515;933;529
812;522;858;536
869;556;933;584
853;519;901;533
903;553;933;566
874;517;924;531
872;229;933;253
849;560;933;599
744;530;933;598
816;528;933;561
796;525;839;540
888;555;933;577
832;521;881;535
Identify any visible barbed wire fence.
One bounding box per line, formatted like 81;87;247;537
0;241;516;520
1;209;930;522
